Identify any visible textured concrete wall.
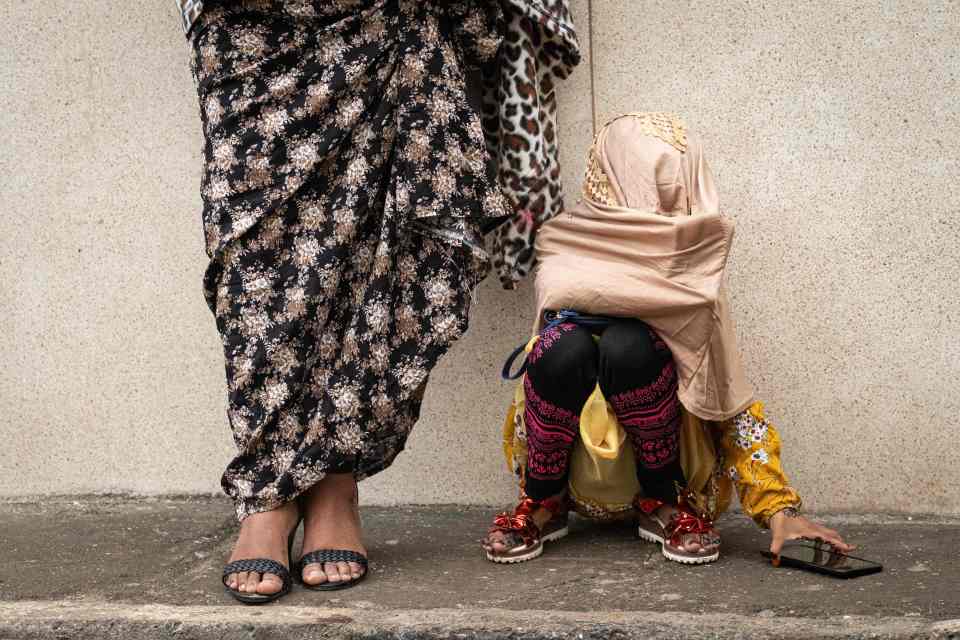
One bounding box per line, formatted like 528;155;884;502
1;1;957;513
588;1;960;514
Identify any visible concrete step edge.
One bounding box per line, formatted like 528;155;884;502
1;601;958;640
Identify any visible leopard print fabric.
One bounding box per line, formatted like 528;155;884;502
481;0;581;289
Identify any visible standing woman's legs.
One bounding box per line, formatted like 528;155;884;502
190;0;508;593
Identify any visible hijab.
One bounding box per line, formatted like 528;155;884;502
534;113;753;421
596;113;718;216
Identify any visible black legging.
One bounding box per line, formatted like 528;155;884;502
522;319;685;504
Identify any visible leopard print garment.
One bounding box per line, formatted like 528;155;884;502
481;0;581;289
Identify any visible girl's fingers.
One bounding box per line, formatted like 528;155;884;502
803;524;855;552
770;518;856;557
770;531;786;555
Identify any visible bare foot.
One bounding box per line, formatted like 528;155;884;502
299;473;367;586
481;492;566;555
224;500;300;596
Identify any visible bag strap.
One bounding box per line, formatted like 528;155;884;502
500;309;613;380
501;342;531;380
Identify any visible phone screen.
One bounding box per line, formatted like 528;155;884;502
774;541;882;575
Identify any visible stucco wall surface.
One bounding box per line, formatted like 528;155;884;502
1;1;957;513
588;1;959;513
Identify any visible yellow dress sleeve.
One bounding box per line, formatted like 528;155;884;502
718;402;802;528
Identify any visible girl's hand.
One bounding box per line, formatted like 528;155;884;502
769;509;855;555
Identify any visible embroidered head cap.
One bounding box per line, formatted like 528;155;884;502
583;112;717;217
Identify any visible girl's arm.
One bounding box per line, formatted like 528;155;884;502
717;403;853;554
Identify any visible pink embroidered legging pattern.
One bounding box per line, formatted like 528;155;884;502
523;320;684;502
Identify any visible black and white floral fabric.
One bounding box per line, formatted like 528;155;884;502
190;1;509;520
180;1;583;290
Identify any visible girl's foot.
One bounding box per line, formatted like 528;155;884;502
224;500;301;596
482;493;569;563
298;473;368;586
636;497;721;564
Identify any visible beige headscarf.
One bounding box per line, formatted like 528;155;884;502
534;113;753;421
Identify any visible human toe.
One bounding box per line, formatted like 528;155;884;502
333;561;351;581
233;571;250;592
348;561;364;579
485;532;506;552
256;572;283;595
324;562;342;583
301;563;328;585
682;538;703;553
243;572;261;593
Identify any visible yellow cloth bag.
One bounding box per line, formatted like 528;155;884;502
567;384;640;516
567;382;730;518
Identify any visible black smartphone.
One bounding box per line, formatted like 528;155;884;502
761;540;882;579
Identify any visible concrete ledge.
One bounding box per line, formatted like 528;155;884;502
2;499;958;638
2;601;959;640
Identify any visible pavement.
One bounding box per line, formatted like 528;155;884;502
0;497;958;639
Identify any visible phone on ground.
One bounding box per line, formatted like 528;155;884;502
761;540;882;579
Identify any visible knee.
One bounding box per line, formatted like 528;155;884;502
598;322;664;382
527;324;598;387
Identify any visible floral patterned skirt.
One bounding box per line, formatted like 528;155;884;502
190;0;509;520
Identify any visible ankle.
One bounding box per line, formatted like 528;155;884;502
529;492;566;527
307;474;357;501
655;503;677;517
241;501;299;528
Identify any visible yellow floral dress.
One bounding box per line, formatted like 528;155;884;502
721;402;802;526
503;381;801;527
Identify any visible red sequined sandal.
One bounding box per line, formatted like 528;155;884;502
635;492;720;565
483;496;569;564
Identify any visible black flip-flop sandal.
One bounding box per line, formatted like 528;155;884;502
296;549;369;591
222;521;301;605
